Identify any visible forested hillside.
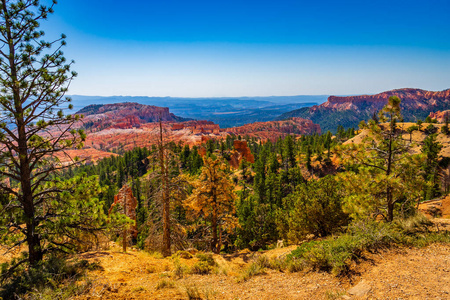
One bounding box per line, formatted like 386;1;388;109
279;88;450;132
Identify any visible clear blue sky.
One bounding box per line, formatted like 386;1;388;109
41;0;450;97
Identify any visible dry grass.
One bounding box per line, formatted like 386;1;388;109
345;122;450;158
2;228;450;300
155;279;175;290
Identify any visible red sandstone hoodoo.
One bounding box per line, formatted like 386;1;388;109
229;140;255;168
109;185;138;239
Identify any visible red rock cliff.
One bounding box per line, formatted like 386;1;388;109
78;102;186;131
429;110;450;123
320;88;450;112
228;117;321;141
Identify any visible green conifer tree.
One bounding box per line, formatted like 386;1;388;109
0;0;83;266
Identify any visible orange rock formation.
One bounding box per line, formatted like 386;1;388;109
320;88;450;112
227;117;321;141
71;103;322;156
429;110;450;123
108;185;138;238
229;140;255;168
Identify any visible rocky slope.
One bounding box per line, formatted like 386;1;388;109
229;140;255;168
226;117;321;141
279;88;450;132
344;121;450;157
429;110;450;123
67;103;322;159
82;117;320;154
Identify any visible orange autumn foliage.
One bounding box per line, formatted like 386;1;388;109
184;157;237;253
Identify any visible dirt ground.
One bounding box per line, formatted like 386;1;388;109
70;240;450;300
2;197;450;300
419;195;450;220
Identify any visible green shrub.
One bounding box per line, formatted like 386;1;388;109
155;279;175;290
173;258;187;278
172;250;193;259
253;255;271;268
394;214;433;235
0;255;97;299
238;260;266;282
237;254;289;282
287;221;399;275
287;259;305;272
190;261;213;275
189;252;217;275
195;252;216;266
287;218;450;276
425;124;437;134
185;284;202;300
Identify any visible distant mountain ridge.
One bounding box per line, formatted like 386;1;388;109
69;95;326;128
278;88;450;132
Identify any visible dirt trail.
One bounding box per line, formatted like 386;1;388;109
74;242;450;300
358;244;450;299
419;195;450;220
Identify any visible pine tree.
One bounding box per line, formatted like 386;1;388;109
338;96;424;221
282;135;296;170
184;157;237;253
0;0;83;266
158;120;171;256
278;176;348;243
421;134;442;199
407;125;419;143
305;145;312;171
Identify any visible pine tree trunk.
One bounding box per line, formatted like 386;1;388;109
20;141;43;265
24;196;43;265
162;179;170;256
19;115;43;265
386;128;394;222
211;210;218;253
387;196;394;222
160;120;171;257
123;197;127;253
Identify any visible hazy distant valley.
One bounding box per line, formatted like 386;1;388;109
69;95;326;127
70;88;450;133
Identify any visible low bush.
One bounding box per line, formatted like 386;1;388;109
172;258;187;278
190;261;213;275
189;252;217;275
155;279;175;290
172;250;193;259
238;260;266;282
195;252;216;266
0;255;98;299
238;254;288;282
287;217;450;276
185;284;202;300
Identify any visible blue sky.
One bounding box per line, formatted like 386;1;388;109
41;0;450;97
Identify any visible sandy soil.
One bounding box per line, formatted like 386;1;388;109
72;241;450;300
3;194;449;299
344;122;450;159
